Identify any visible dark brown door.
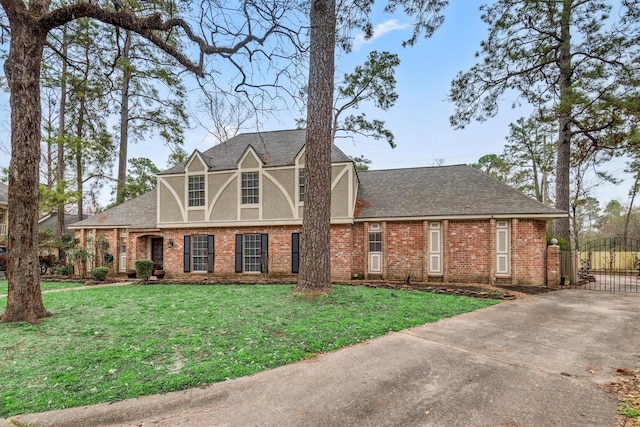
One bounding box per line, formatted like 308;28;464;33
151;238;163;270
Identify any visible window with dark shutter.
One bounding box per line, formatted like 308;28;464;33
207;235;215;273
292;233;300;273
183;235;191;273
235;234;243;273
260;234;269;273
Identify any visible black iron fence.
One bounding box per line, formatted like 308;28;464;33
560;238;640;293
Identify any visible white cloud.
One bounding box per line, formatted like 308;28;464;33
352;19;410;51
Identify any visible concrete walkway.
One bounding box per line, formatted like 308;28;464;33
5;289;640;426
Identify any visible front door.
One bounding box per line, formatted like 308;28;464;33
151;238;164;270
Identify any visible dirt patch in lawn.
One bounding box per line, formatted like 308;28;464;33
357;281;557;300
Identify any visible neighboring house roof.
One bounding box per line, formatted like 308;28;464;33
0;182;7;205
70;189;157;229
356;165;565;219
39;213;89;234
161;129;352;175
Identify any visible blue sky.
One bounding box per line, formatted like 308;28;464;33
0;1;633;209
164;1;630;207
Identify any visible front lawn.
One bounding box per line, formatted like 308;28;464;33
1;279;86;294
0;284;499;417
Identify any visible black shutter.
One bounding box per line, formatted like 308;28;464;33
261;234;269;273
183;235;191;273
235;234;243;273
207;235;215;273
292;233;300;273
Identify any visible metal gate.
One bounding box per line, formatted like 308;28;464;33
561;238;640;293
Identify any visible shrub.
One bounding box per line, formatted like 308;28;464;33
134;259;155;282
91;266;109;281
53;265;72;276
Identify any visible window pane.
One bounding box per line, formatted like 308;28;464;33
242;172;259;204
244;234;261;272
369;232;382;252
188;175;205;207
299;169;305;202
192;235;208;272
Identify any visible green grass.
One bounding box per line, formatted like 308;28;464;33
1;279;86;294
620;398;640;424
0;284;499;417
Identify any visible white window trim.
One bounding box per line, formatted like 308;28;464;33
191;235;208;272
496;220;511;276
297;168;305;204
368;223;383;274
119;230;127;272
241;171;260;205
187;174;206;208
428;222;442;275
243;234;262;273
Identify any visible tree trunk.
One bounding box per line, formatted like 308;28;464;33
295;0;336;295
2;22;51;323
75;30;91;223
116;30;132;205
554;0;572;245
57;26;68;261
623;174;639;242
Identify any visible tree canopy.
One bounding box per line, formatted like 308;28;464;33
0;0;303;323
449;0;640;245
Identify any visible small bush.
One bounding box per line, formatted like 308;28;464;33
53;265;72;276
134;259;155;282
91;266;109;281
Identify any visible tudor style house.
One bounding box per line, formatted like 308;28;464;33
71;129;565;285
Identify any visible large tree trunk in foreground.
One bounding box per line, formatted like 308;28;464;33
2;22;51;323
294;0;336;295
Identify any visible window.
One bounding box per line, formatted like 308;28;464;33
298;169;305;202
191;235;208;272
368;224;382;274
241;172;259;204
119;230;127;272
183;235;214;273
428;222;442;275
243;234;262;272
235;234;269;273
369;232;382;252
188;175;205;207
496;221;510;275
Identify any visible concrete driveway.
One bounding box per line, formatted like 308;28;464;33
6;289;640;426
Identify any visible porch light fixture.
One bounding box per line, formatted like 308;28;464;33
168;238;174;248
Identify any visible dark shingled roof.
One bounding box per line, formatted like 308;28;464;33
39;213;88;233
356;165;565;219
0;182;7;204
70;189;158;229
161;129;351;174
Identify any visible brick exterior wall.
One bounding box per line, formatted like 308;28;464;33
351;222;366;279
78;218;553;286
446;220;492;283
124;225;353;282
385;221;423;282
512;219;547;285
